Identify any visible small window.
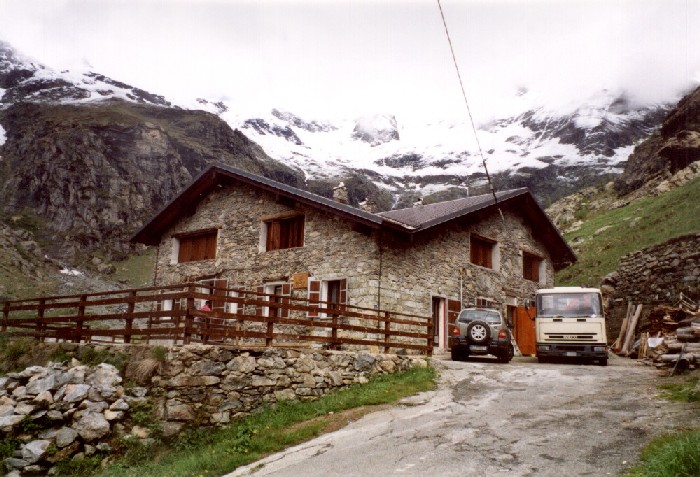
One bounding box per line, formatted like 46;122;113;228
265;215;304;251
308;278;347;317
257;283;292;318
470;235;495;269
177;230;217;263
522;252;542;282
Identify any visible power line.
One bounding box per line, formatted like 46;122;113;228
436;0;500;208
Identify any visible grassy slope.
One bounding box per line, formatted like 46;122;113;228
556;177;700;286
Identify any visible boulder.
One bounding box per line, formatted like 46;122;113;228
20;440;51;464
61;383;90;403
55;427;79;448
74;411;110;441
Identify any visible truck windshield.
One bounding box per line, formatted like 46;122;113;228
458;309;501;323
536;292;602;317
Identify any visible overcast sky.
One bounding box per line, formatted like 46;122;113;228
1;0;699;121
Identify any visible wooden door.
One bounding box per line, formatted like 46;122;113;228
514;306;536;355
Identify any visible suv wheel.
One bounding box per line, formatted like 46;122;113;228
497;344;514;363
451;348;468;361
466;320;491;344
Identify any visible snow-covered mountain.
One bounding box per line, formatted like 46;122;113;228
0;39;674;205
0;40;170;107
198;89;671;204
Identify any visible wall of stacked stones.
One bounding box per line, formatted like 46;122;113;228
0;343;427;476
602;233;700;336
153;182;554;327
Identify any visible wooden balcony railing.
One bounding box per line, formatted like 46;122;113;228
1;283;433;356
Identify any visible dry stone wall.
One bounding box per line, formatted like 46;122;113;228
602;233;700;337
0;343;427;476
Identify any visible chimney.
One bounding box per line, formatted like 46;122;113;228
333;182;349;204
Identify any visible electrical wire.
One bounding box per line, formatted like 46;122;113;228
436;0;501;213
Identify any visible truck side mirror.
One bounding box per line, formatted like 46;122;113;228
524;298;531;311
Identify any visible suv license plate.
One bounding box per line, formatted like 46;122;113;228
564;352;578;357
470;345;488;351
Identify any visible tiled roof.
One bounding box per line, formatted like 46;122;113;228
378;189;528;230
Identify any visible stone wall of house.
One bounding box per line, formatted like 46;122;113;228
0;342;427;476
601;233;700;338
153;182;555;325
380;210;554;317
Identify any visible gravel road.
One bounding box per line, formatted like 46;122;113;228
226;354;697;477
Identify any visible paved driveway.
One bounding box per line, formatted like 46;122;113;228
226;354;696;477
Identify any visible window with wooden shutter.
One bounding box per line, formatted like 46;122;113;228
265;215;304;251
307;279;346;318
258;283;293;318
470;235;495;269
522;252;542;282
326;279;347;314
176;230;217;263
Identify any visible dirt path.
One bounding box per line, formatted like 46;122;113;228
226;354;698;477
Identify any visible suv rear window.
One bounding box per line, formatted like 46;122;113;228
458;309;501;324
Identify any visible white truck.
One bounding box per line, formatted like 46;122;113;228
532;287;608;366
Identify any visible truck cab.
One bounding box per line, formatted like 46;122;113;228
534;287;608;366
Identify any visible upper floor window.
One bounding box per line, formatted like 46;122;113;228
522;251;543;283
470;235;496;269
175;229;217;263
265;215;304;251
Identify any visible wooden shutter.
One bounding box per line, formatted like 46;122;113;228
266;222;281;251
281;283;292;318
447;299;461;325
308;280;321;317
178;237;193;262
339;279;347;310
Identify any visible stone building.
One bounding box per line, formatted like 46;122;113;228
132;163;575;353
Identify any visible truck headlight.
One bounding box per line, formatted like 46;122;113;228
593;346;606;352
538;345;550;351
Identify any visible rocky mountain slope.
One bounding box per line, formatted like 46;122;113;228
0;42;303;298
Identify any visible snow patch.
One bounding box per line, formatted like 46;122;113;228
60;268;83;276
0;123;6;146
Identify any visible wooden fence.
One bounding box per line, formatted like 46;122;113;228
1;283;433;355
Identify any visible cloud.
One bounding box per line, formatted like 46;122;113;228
0;0;698;121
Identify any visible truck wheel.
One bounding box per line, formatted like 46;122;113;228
597;357;608;366
466;320;491;344
537;356;549;364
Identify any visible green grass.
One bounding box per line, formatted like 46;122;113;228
110;248;156;287
658;375;700;403
622;430;700;477
557;177;700;286
93;365;436;477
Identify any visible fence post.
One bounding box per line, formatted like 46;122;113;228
2;301;9;333
124;291;136;344
75;294;86;344
36;299;46;342
383;311;391;354
426;318;434;357
330;308;340;350
184;285;195;345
